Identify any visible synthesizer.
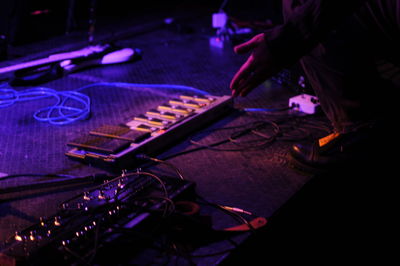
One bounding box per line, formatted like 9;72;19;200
65;94;233;170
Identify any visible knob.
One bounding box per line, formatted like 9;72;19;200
14;232;23;242
83;191;91;201
54;216;61;226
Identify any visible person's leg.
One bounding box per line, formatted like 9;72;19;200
299;0;400;133
282;0;400;171
273;3;399;261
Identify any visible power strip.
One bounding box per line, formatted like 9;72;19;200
288;94;320;114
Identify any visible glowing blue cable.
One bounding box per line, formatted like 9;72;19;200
33;90;91;125
1;84;90;125
0;89;18;107
76;82;209;96
244;107;293;112
1;82;210;125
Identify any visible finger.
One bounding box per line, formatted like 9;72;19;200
239;85;255;97
231;78;245;97
230;56;255;91
236;72;266;97
234;38;258;54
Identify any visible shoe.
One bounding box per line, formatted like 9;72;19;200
288;129;380;174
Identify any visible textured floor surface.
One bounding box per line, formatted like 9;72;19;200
0;8;340;265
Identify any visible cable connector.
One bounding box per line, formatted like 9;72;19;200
220;205;253;215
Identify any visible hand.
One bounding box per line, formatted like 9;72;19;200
230;33;278;97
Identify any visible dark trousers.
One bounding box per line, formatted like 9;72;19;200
222;3;398;264
284;0;400;132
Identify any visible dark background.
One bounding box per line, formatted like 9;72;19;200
0;0;282;47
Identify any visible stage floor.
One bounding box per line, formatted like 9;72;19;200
0;8;351;265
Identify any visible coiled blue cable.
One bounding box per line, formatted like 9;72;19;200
0;84;91;125
0;82;209;125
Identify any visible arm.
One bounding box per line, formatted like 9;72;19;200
266;0;369;68
230;0;369;97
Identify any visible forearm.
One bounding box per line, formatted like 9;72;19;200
265;0;369;67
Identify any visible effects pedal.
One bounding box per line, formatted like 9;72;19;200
66;94;233;169
289;93;320;114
